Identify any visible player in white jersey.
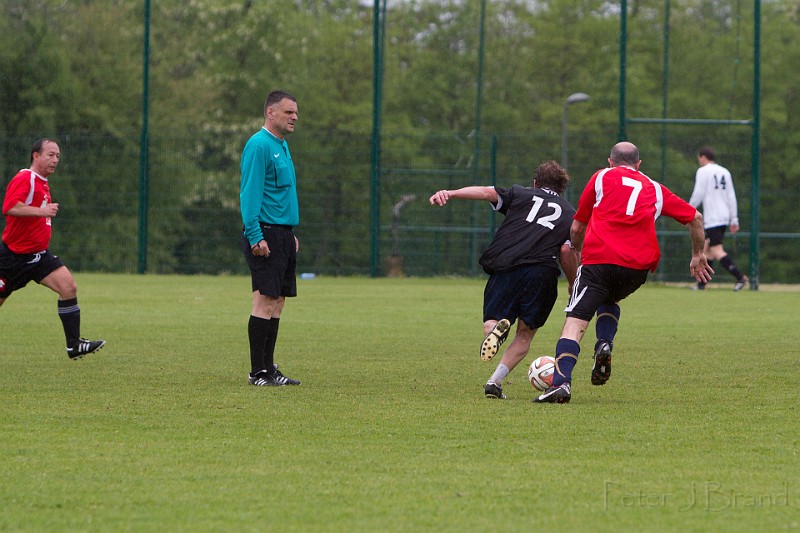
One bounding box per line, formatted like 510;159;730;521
688;146;749;291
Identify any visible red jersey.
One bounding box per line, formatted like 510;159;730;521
2;169;53;253
574;165;696;272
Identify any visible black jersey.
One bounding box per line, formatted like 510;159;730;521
479;185;576;275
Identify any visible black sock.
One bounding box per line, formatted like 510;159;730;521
720;255;744;280
58;298;80;347
248;315;270;375
264;318;280;371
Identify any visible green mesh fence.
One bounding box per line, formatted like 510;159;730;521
1;129;798;283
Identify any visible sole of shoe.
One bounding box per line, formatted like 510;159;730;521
591;344;612;386
480;319;510;361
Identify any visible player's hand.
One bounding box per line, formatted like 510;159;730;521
429;190;450;206
251;240;270;257
42;203;59;217
729;223;740;234
690;254;714;283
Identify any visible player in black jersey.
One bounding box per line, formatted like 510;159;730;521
430;161;578;399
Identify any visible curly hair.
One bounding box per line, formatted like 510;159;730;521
533;160;569;195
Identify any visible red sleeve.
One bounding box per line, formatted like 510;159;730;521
574;172;599;223
659;183;696;225
2;173;29;214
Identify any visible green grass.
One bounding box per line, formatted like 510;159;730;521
2;274;798;532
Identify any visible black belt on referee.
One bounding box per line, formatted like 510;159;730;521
259;222;293;230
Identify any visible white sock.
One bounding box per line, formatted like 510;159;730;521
488;364;510;385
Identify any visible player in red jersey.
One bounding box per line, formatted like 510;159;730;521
1;139;105;359
534;141;713;403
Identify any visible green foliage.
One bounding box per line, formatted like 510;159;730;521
2;275;799;530
1;0;799;279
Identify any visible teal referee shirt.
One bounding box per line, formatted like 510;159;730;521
240;127;299;247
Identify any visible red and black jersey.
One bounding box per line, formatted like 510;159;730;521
2;169;53;253
575;165;696;272
479;185;576;275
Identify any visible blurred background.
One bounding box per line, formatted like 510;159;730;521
1;0;796;284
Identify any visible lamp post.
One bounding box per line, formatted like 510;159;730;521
561;92;590;199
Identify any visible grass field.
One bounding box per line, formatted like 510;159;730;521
1;274;798;532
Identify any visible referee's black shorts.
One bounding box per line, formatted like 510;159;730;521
241;224;297;299
564;264;648;321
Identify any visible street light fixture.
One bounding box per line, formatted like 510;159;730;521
561;92;590;198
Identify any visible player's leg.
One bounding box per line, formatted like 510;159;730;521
487;266;560;399
39;264;105;359
485;321;536;399
533;316;587;404
480;273;514;361
711;244;748;290
591;303;620;386
535;265;605;403
481;318;511;362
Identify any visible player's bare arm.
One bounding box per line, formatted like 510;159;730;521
5;201;59;218
558;242;579;294
429;186;498;206
569;219;587;253
688;211;714;283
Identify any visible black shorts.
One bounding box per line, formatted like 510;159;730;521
565;264;648;321
483;264;560;329
705;226;726;247
0;242;65;299
241;224;297;299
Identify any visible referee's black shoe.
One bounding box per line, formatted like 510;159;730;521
271;365;301;385
67;339;106;360
591;341;613;386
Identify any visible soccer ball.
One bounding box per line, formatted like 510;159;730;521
528;356;555;391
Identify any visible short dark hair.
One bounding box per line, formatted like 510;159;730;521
533;160;569;194
31;138;57;163
609;142;640;166
698;146;716;161
264;90;296;115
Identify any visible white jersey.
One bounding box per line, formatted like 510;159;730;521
688;162;738;228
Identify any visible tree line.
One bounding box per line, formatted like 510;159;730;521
1;0;798;281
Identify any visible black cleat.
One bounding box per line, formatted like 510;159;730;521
733;276;749;292
484;382;507;399
67;339;106;360
591;341;613;386
481;319;510;361
532;382;571;403
271;365;301;385
248;370;279;386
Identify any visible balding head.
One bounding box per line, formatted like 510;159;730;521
609;141;640;167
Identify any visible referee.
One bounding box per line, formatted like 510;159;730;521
239;90;301;387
